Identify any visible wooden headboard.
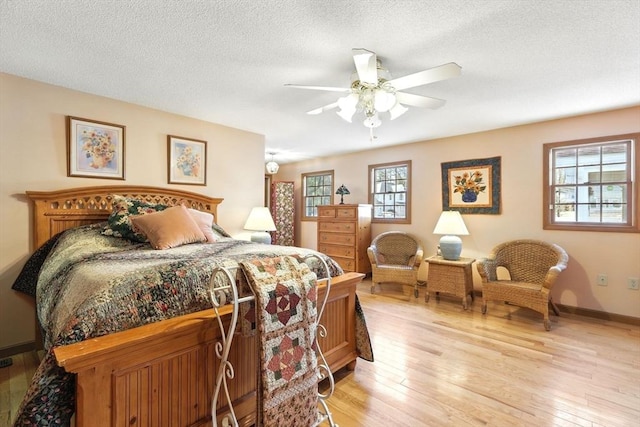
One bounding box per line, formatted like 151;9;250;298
26;185;223;249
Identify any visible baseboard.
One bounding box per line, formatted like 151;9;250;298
556;303;640;326
0;341;35;359
471;290;640;326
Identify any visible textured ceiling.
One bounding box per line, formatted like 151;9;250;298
1;0;639;163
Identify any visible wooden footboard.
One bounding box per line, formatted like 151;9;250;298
54;272;364;427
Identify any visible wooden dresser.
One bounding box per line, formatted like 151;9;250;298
317;204;372;274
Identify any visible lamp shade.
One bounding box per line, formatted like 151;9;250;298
433;211;469;236
265;152;279;174
244;207;276;244
265;160;279;174
433;211;469;260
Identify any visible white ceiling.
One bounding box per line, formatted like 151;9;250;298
1;0;639;164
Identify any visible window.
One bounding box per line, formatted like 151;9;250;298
543;133;639;232
301;170;334;220
369;160;411;223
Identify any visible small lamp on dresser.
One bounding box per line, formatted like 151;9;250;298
432;211;469;260
335;185;350;204
244;207;277;244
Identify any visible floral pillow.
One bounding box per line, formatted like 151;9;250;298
211;221;231;239
102;195;168;242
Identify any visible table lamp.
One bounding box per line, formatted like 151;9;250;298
432;211;469;260
336;184;350;204
244;207;276;244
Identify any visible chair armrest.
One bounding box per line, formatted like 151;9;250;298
542;265;564;289
367;247;377;266
476;257;498;282
413;247;424;268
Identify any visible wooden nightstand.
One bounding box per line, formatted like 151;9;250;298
425;256;475;309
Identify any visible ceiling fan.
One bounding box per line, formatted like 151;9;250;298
286;48;461;140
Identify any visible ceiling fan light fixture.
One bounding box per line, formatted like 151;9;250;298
389;102;409;120
287;49;461;135
337;107;355;123
374;89;396;112
265;152;279;174
338;93;358;109
363;112;381;128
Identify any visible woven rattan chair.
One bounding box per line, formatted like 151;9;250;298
367;231;424;297
476;239;569;331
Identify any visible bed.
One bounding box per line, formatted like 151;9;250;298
13;185;371;426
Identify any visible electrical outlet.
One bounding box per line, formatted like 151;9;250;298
597;274;608;286
628;277;639;290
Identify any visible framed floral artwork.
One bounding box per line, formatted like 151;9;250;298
167;135;207;185
67;116;125;179
441;156;501;214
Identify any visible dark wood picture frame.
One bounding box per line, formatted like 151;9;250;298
167;135;207;186
441;156;501;214
67;116;125;180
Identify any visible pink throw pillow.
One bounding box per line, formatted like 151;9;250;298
188;208;217;243
130;205;206;250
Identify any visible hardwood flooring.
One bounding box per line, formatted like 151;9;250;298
2;279;639;426
321;280;640;426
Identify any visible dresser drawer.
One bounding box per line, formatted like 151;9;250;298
318;206;337;218
318;232;355;245
318;222;355;233
318;244;355;259
332;257;355;272
335;207;356;218
318;206;357;219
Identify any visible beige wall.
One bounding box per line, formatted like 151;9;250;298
0;73;265;351
275;106;640;319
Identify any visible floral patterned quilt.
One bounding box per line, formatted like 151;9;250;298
13;223;372;426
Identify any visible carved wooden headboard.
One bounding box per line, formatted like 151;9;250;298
26;185;223;249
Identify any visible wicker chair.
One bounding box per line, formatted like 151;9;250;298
476;239;569;331
367;231;424;297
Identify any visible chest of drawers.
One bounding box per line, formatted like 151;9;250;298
317;204;372;274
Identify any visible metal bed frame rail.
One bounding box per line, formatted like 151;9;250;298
207;255;338;427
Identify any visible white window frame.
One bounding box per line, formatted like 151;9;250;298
368;160;411;224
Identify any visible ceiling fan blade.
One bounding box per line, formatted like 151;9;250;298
388;62;461;91
285;84;350;93
395;92;446;109
307;101;340;115
352;48;378;85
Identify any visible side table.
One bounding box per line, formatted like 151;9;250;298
425;256;475;309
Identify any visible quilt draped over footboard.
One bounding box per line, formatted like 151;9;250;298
12;224;372;426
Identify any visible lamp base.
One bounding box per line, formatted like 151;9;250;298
250;231;272;244
439;235;462;260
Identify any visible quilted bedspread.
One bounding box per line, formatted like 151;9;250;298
12;223;372;426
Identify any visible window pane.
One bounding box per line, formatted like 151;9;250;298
302;171;333;219
602;144;627;164
577;146;600;166
555;187;575;204
555;167;576;184
545;136;636;231
577;204;599;222
579;165;601;184
554;148;576;167
370;162;410;221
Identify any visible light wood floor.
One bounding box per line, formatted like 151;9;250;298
2;279;639;426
